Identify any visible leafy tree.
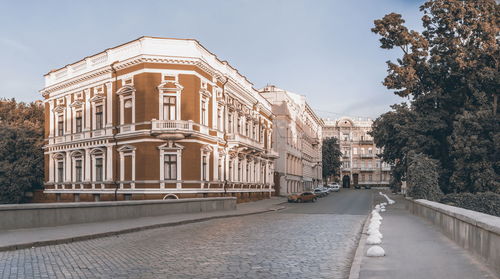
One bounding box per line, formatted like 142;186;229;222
449;110;499;193
407;151;443;201
322;137;342;182
0;99;44;203
371;0;499;194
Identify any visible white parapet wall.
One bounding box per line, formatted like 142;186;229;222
407;199;500;277
0;197;236;230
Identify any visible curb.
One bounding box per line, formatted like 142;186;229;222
348;213;371;279
0;206;286;252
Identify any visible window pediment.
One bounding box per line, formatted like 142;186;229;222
158;81;183;92
53;105;66;113
158;141;184;150
90;148;105;155
116;85;136;96
69;100;83;108
89;94;106;103
117;145;136;152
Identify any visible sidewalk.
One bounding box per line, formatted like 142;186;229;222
0;197;286;251
355;193;496;279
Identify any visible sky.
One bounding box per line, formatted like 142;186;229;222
0;0;425;119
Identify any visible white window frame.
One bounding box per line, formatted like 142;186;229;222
70;151;84;185
116;84;136;132
158;142;184;189
117;145;136;189
158;75;182;121
53;153;65;184
90;148;105;187
89;95;106;131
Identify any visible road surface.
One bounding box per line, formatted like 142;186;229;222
0;189;373;279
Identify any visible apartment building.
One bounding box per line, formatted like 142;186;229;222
259;85;323;196
41;36;277;202
323;117;391;188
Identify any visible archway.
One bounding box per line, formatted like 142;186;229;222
342;175;350;188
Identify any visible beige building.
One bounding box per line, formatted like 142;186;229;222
260;85;323;196
40;36;277;202
323;117;391;188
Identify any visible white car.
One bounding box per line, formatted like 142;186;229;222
329;183;340;192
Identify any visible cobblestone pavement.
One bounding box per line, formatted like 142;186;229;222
0;191;370;279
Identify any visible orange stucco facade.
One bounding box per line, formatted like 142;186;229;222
40;37;278;202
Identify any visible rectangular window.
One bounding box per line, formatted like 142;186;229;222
217;109;222;130
202;155;208;181
95;158;103;181
229;160;233;181
228;114;233;133
75;111;82;133
57;115;64;136
57;161;64;182
218;159;222;181
75;159;82;182
164;154;177;180
201;99;207;125
95;105;103;130
369;174;373;181
163;96;176;120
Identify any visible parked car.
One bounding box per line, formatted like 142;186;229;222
354;185;361;189
364;185;372;189
288;192;317;203
314;188;329;197
330;184;340;192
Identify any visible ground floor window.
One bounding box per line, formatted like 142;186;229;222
164;154;177;180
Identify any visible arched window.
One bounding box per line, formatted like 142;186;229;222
53;153;65;183
70;151;84;183
116;84;136;132
90;148;105;183
117;145;136;189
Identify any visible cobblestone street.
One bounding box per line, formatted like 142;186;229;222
0;190;372;279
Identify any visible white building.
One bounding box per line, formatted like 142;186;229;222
260;85;323;196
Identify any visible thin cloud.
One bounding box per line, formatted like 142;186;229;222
0;38;32;53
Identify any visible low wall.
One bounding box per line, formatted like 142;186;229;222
408;199;500;277
0;197;236;230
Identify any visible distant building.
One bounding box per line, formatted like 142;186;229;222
260;85;323;196
323;117;391;188
40;36;277;202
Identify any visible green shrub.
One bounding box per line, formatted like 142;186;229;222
440;192;500;217
407;151;443;201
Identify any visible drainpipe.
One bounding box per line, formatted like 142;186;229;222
110;61;120;201
221;76;229;196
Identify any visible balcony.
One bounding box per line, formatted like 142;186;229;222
227;133;264;150
360;154;374;158
360;167;376;172
151;120;194;139
358;140;374;145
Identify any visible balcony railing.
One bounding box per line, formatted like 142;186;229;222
358;140;374;145
152;119;193;130
360;154;374;158
360;167;376;172
227;133;264;149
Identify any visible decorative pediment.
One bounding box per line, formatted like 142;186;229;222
70;150;83;157
52;105;66;113
201;144;213;153
52;153;65;160
89;94;105;103
158;141;184;150
116;85;136;96
69;100;83;108
158;81;183;92
117;145;136;152
89;148;105;155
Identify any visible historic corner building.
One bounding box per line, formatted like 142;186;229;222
322;117;391;188
259;85;323;196
40;36;278;202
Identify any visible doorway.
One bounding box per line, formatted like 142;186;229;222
342;175;351;188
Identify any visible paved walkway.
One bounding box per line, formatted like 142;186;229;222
0;197;286;251
357;193;497;279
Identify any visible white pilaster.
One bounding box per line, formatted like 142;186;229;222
106;145;113;181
